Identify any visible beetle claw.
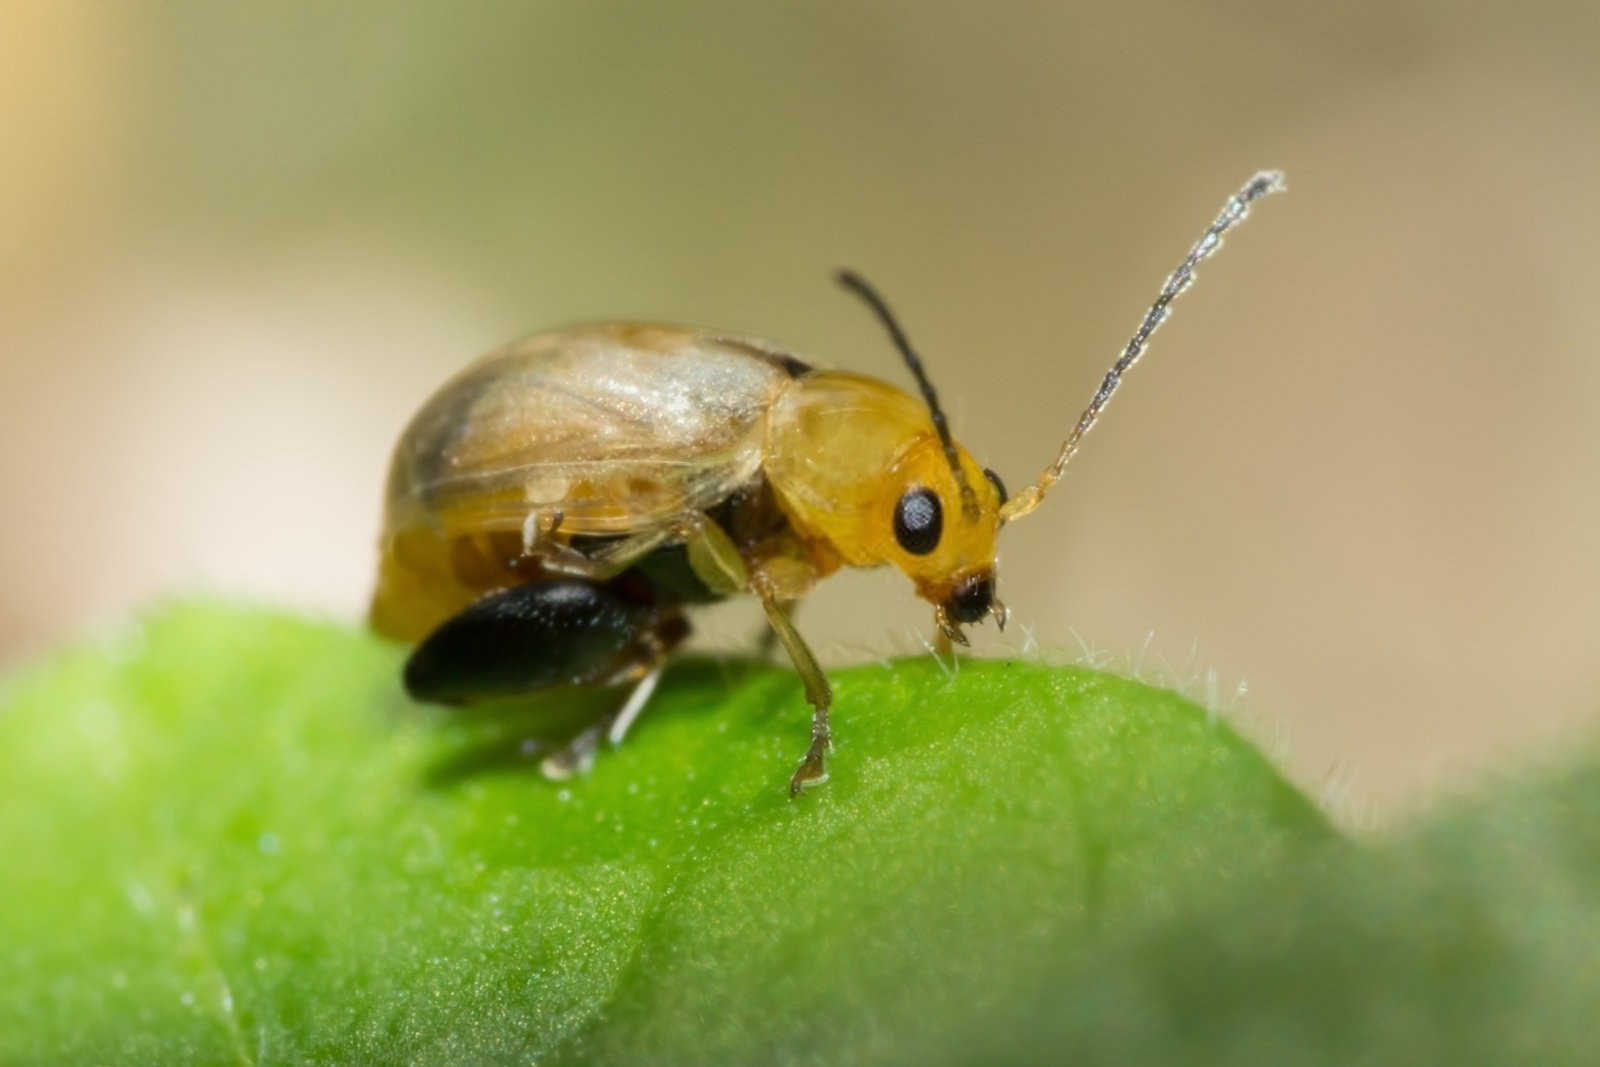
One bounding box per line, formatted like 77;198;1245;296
789;738;830;795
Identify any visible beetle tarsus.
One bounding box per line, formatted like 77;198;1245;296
540;721;606;780
521;508;565;556
789;729;831;795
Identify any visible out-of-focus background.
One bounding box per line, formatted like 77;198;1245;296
4;2;1597;822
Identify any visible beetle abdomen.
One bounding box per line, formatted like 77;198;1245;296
403;578;656;704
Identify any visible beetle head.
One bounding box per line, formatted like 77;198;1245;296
834;172;1287;642
831;270;1014;643
877;434;1009;644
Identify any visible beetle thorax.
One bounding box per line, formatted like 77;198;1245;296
762;370;1002;606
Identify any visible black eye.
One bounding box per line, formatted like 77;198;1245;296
983;467;1007;505
893;487;943;555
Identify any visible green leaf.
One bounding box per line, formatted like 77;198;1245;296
985;757;1600;1066
0;602;1328;1063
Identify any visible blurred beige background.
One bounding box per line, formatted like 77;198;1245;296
4;1;1597;822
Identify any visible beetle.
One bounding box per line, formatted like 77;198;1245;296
370;171;1284;794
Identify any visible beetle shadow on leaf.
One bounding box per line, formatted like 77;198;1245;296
417;655;773;790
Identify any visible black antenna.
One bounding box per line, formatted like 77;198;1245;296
836;270;979;520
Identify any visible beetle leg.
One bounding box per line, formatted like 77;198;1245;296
540;721;605;780
518;508;612;578
584;526;678;576
521;508;565;555
753;600;798;660
606;663;664;745
680;514;749;594
539;613;686;779
538;664;662;778
755;580;832;795
534;525;678;581
532;512;751;593
579;512;752;589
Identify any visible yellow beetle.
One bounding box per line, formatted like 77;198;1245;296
371;172;1284;794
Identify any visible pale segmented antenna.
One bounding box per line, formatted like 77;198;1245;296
999;170;1286;524
837;269;981;520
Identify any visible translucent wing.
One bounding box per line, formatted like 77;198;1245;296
383;323;802;538
372;324;804;641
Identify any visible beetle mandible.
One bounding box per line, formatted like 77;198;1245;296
370;171;1285;794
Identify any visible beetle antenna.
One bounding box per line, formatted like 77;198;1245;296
836;269;980;520
998;170;1286;524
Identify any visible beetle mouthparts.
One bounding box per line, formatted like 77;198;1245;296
934;604;970;647
945;572;995;625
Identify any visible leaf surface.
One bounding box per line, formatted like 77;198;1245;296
0;603;1328;1063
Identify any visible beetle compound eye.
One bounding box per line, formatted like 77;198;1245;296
983;467;1007;506
893;487;943;555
